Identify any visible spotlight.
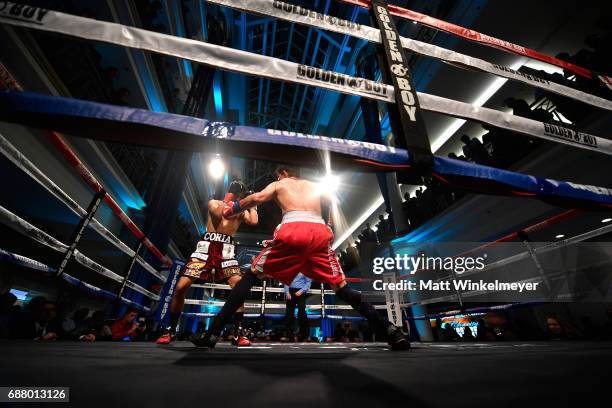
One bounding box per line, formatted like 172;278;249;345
602;218;612;223
208;155;225;180
555;234;565;239
319;173;340;194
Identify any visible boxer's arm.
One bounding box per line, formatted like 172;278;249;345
242;207;258;226
208;199;221;213
224;182;276;217
241;182;277;209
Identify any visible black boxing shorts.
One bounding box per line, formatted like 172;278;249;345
182;232;241;282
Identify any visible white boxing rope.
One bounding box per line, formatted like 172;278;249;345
0;204;159;301
210;0;612;112
0;204;69;253
403;221;612;307
0;246;152;311
0;133;166;282
192;282;335;295
124;280;160;301
1;6;610;156
184;299;388;310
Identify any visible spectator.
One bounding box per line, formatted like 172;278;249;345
432;318;443;341
462;326;475;342
31;301;62;341
62;307;90;340
475;318;487;341
544;314;580;340
284;273;312;341
344;322;361;342
110;308;145;341
0;291;17;338
111;87;130;106
363;223;377;243
85;310;111;341
440;323;460;341
375;214;386;243
461;134;492;166
333;322;348;342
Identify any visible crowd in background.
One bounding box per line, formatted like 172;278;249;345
432;309;612;342
0;291;154;342
4;290;612;344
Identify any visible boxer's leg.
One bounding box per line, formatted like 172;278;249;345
227;274;248;345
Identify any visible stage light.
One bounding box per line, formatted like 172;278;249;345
320;173;340;193
555;234;565;239
602;218;612;223
208;155;225;179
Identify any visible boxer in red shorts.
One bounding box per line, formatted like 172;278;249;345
156;180;257;346
192;165;409;350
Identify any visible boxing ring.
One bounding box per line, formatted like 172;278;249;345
0;0;611;334
1;1;612;405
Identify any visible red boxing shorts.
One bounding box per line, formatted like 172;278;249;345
251;211;345;286
182;232;241;282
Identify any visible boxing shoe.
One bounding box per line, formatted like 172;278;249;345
387;324;411;351
190;332;219;349
233;336;251;347
155;329;175;345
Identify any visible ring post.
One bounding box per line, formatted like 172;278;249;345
368;0;433;178
382;272;402;328
517;230;553;293
260;280;267;317
320;283;326;319
116;238;145;301
56;190;105;277
154;260;183;326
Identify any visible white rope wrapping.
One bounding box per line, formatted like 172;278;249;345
210;0;612;111
0;5;610;155
0;133;165;282
405;222;612;306
0;204;159;301
183;298;387;310
191;282;335;295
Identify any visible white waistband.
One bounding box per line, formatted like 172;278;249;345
281;211;325;224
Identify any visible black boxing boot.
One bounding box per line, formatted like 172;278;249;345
386;323;411;351
190;331;219;349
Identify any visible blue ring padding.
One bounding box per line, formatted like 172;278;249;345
0;91;610;209
183;312;365;320
0;248;56;274
61;273;117;299
60;274;150;312
0;247;150;312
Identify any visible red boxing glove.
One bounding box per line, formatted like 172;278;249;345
223;201;243;219
223;193;235;202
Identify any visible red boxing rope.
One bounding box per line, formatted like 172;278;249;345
340;0;606;82
44;130;171;266
397;208;582;279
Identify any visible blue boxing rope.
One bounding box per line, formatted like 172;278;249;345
0;247;56;274
0;247;151;312
0;91;611;209
183;312;365;321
